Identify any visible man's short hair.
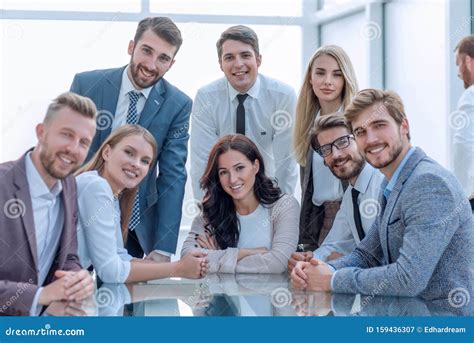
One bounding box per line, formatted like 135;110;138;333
134;17;183;54
455;34;474;58
44;92;97;125
216;25;260;60
311;112;350;146
344;88;410;140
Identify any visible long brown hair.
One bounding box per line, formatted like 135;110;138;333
200;134;282;249
76;124;158;241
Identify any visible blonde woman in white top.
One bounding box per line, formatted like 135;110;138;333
75;125;208;283
293;45;359;251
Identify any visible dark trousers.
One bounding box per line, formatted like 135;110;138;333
470;199;474;212
126;229;145;258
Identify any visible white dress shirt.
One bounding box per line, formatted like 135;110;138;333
111;66;152;131
190;74;298;200
76;171;132;283
25;152;64;315
312;151;344;205
452;84;474;197
313;163;385;261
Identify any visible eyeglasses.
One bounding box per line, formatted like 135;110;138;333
313;134;354;157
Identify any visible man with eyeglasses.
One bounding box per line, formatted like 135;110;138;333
291;89;472;300
288;113;384;272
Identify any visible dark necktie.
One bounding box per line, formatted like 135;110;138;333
351;188;365;240
236;94;248;135
126;90;142;231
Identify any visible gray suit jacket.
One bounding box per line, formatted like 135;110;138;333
0;151;81;315
329;147;474;300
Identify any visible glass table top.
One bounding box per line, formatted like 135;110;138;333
41;273;472;317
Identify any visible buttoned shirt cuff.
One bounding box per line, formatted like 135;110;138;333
29;287;44;316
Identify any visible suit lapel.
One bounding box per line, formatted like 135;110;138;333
55;178;74;269
379;147;426;263
98;67;124;143
13;154;38;270
139;80;165;130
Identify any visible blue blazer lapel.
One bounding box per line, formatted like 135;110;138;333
97;67;124;143
13;154;38;270
139;80;164;130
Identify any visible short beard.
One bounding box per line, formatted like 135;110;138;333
39;141;77;180
369;140;403;169
129;59;161;89
329;155;365;181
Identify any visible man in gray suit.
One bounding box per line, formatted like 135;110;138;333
0;92;96;315
291;89;473;300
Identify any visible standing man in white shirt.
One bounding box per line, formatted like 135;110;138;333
190;25;297;200
453;34;474;211
288;113;384;272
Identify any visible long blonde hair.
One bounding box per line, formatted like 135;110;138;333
76;124;158;241
293;45;358;166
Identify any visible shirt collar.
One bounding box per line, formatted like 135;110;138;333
227;74;261;102
383;146;416;200
122;66;152;100
352;162;376;194
25;152;63;198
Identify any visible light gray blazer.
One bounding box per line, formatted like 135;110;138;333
329;147;474;300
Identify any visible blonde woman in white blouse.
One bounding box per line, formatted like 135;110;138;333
293;45;359;251
75;125;208;283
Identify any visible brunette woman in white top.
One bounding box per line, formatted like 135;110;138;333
181;134;299;273
75;125;208;283
293;45;359;251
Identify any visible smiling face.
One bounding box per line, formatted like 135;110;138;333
317;126;365;183
217;149;260;205
101;134;154;194
351;103;410;178
310;54;345;111
219;39;262;93
127;29;177;90
35;107;96;186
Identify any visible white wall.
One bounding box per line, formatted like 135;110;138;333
385;0;447;166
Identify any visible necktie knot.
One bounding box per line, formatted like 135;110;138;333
237;93;248;104
128;90;142;104
351;187;360;201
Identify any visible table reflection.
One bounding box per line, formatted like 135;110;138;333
37;274;474;317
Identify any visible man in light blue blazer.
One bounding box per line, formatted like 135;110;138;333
291;89;473;301
71;17;192;261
